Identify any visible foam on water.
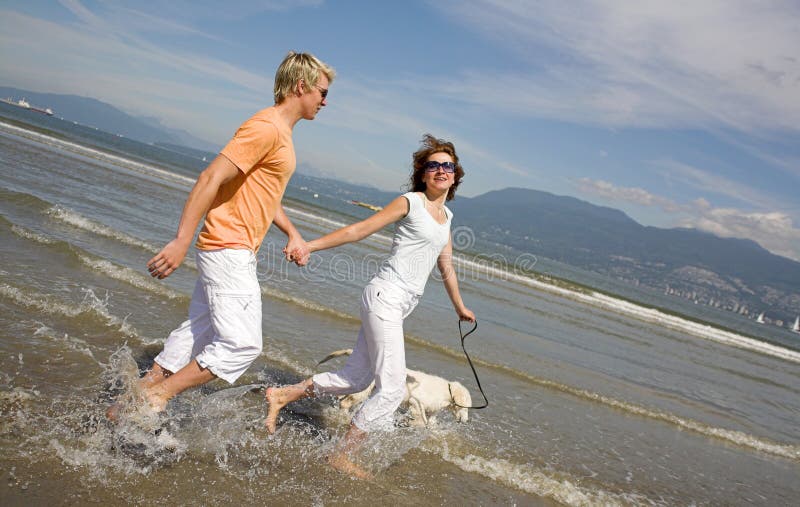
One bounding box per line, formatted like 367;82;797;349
44;205;200;270
11;224;56;244
437;445;656;507
0;283;137;337
401;332;800;461
33;324;96;359
77;255;185;300
0;120;195;189
260;341;316;378
46;205;158;253
260;286;359;324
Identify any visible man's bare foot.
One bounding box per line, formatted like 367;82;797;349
106;389;166;425
106;401;124;423
144;392;168;413
328;453;373;480
265;386;287;434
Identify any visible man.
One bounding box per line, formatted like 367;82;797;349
108;51;333;419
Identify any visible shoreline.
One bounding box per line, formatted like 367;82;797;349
1;117;798;365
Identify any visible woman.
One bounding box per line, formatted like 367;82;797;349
265;134;475;478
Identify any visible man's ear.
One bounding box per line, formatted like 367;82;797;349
296;79;305;96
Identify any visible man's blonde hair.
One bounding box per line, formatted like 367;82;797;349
274;51;336;104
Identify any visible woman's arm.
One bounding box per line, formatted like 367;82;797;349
438;235;476;322
303;195;409;254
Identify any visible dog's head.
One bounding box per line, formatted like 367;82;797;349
448;382;472;423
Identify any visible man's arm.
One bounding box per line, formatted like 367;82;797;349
147;154;240;279
273;205;309;266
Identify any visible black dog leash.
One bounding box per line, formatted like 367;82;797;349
450;320;489;409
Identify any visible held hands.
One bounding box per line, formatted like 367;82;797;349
457;307;476;323
283;236;310;267
147;238;189;279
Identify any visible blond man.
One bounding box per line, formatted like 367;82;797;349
108;51;335;418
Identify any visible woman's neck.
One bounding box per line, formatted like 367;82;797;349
422;189;447;208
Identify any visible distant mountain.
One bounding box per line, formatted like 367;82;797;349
447;187;800;322
0;86;217;151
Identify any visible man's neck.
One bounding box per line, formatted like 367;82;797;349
272;101;303;130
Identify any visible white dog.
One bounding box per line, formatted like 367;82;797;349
318;349;472;426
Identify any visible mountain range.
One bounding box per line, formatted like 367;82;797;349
0;86;216;152
2;86;797;324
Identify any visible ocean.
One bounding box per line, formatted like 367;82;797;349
1;105;798;506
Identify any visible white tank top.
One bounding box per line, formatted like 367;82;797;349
373;192;452;295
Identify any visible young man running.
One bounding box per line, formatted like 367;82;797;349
108;51;334;418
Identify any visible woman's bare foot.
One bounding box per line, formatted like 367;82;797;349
328;453;373;480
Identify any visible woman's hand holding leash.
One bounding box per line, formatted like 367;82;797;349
457;307;476;322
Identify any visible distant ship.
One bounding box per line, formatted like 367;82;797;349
1;97;54;115
756;312;765;324
350;200;383;212
792;316;800;334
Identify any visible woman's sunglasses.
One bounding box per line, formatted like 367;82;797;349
424;161;456;173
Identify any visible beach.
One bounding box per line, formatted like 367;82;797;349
1;113;799;506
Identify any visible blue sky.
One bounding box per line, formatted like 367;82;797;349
1;0;799;261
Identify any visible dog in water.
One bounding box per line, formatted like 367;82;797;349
318;349;472;426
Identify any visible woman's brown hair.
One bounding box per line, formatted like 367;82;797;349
407;134;464;201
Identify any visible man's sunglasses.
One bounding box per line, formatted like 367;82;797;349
424;161;456;173
315;85;328;99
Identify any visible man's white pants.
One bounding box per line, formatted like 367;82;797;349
312;279;419;432
155;248;262;383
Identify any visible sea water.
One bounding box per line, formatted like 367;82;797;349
1;111;798;506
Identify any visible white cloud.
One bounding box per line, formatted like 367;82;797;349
576;177;673;208
681;208;800;261
575;177;800;261
435;0;800;134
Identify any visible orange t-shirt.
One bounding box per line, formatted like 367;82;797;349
196;107;295;253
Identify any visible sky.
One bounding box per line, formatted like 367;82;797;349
1;0;799;261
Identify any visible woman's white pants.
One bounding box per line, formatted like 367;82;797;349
312;279;419;432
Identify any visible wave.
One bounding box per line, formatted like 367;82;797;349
45;205;159;253
11;224;57;244
0;186;52;213
0;282;137;337
260;286;359;324
77;255;186;301
44;205;198;270
0;120;195;190
261;341;316;378
8;222;187;301
400;332;800;461
33;324;97;360
435;444;655;507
